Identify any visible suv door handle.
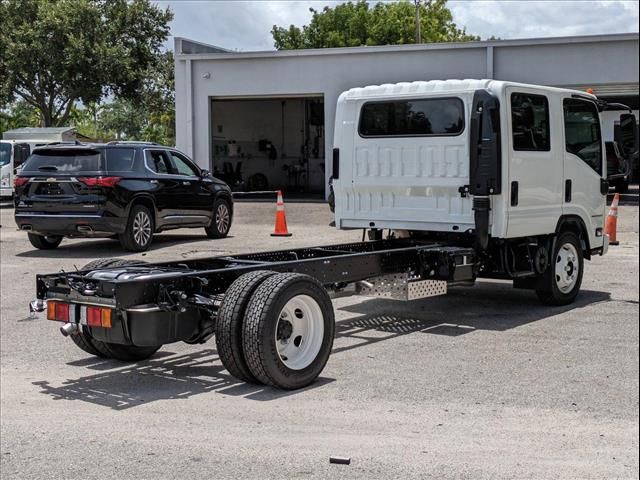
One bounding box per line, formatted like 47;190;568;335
182;181;191;185
150;179;159;184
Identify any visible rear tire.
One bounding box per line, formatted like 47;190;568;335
242;273;335;390
101;343;160;362
536;231;584;306
28;233;62;250
119;204;154;252
205;198;232;238
215;270;277;383
69;326;110;358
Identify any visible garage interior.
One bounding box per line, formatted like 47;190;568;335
210;96;325;197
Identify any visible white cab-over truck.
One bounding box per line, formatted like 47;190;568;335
333;79;637;305
32;80;638;390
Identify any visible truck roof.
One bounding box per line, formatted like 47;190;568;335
339;79;598;101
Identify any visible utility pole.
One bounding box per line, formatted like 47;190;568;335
414;0;421;44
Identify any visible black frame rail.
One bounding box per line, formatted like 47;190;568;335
37;239;476;309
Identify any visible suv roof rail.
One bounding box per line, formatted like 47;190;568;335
106;140;160;146
38;140;86;147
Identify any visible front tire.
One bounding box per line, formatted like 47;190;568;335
205;198;232;238
242;273;335;390
119;204;154;252
28;233;62;250
536;231;584;306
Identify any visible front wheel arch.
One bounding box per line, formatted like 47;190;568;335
555;215;591;260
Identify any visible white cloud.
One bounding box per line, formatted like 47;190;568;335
155;0;639;51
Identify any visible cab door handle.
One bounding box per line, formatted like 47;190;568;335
565;179;572;202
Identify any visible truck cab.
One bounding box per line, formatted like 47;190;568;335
332;80;637;303
0;140;31;199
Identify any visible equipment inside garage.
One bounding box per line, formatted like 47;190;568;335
210;96;324;195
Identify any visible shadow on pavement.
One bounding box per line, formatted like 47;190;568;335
333;281;611;354
33;349;335;410
33;281;610;409
16;233;233;260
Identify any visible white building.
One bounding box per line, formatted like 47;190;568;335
174;33;639;196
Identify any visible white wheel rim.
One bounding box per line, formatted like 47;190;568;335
555;242;579;294
133;211;151;246
216;203;230;233
275;294;324;370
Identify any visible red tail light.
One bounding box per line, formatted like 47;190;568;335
78;176;122;187
13;177;29;187
47;301;70;322
85;306;112;328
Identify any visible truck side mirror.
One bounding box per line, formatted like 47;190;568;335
619;113;638;157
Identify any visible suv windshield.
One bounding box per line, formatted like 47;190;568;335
0;142;11;167
20;149;103;174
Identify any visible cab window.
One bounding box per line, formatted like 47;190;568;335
511;93;550;151
359;98;464;137
563;98;602;175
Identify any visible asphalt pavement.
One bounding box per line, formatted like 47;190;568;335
0;198;638;479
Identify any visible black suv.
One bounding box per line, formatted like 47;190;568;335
13;142;233;251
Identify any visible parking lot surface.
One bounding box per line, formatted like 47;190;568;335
1;198;638;479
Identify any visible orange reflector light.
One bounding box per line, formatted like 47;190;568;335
86;306;113;328
586;87;594;94
47;301;69;322
101;308;112;328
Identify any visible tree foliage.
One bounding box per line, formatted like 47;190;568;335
271;0;478;50
0;0;173;127
71;51;176;145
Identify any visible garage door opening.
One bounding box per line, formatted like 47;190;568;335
210;96;325;197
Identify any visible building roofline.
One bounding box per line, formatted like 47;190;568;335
175;32;639;61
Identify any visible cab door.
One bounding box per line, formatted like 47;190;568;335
506;88;563;237
561;97;606;249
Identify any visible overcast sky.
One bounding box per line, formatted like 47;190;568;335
154;0;640;51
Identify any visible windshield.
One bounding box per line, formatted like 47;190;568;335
0;143;11;167
20;149;103;174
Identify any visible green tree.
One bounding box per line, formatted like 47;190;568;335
271;0;478;50
0;100;40;133
0;0;173;127
70;51;176;145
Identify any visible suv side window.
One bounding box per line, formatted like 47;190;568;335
563;98;602;175
146;150;171;174
511;93;550;151
169;151;199;177
105;148;136;172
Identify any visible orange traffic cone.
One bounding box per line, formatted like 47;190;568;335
271;190;292;237
604;192;620;246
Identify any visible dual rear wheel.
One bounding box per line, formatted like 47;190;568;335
216;271;335;390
